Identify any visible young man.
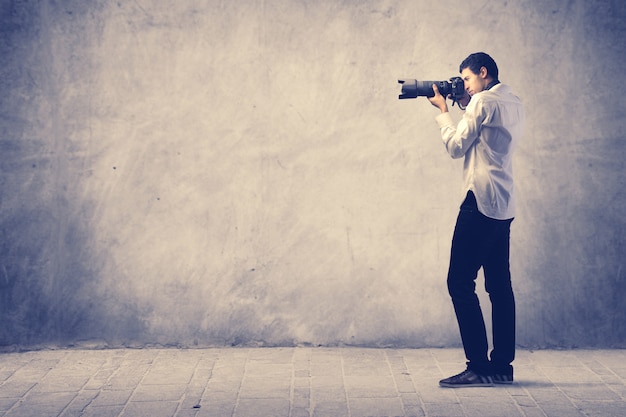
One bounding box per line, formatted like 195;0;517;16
427;52;525;387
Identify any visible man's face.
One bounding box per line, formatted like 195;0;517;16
461;67;488;97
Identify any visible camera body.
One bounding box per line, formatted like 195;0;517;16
398;77;465;102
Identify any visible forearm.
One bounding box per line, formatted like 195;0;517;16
436;112;470;159
435;103;449;114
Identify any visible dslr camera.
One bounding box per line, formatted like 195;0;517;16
398;77;466;107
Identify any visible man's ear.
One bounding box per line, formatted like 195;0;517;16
479;66;488;79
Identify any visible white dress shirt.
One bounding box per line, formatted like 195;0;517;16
435;83;524;220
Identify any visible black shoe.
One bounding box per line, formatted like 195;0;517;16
493;373;514;384
439;369;494;388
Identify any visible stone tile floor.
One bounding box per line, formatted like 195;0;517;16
0;347;624;417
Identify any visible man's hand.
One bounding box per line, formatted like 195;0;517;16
457;90;471;108
428;84;448;113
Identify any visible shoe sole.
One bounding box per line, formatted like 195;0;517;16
439;382;494;388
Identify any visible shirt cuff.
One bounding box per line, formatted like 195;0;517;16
435;112;454;128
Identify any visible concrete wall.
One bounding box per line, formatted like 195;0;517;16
1;0;625;349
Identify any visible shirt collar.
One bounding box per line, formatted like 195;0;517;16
486;80;501;90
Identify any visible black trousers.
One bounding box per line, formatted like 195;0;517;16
447;191;515;376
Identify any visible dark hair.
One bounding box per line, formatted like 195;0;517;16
459;52;499;81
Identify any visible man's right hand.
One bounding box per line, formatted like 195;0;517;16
457;90;471;108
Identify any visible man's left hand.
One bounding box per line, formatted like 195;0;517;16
428;84;448;113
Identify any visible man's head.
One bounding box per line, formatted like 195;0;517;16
459;52;499;96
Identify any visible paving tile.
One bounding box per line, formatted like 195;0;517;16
235;398;290;417
89;389;134;407
291;389;310;407
311;399;349;417
238;376;291;399
422;402;465;417
348;396;405;416
200;389;238;404
459;396;523;417
0;398;18;413
558;382;622;401
573;399;626;417
77;405;125;417
414;384;459;404
403;404;427;417
0;380;37;398
394;374;418;394
244;362;292;379
311;375;345;396
121;400;179;417
131;384;187;402
30;376;90;393
194;400;235;417
290;408;311;417
342;349;392;377
399;392;422;407
4;392;76;417
344;375;398;398
57;390;100;417
141;369;195;386
310;355;343;377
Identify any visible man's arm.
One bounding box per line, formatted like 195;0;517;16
428;84;471;112
428;85;483;159
428;84;449;113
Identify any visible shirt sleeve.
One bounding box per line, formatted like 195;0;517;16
435;98;486;159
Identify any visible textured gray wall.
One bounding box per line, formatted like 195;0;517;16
1;0;625;349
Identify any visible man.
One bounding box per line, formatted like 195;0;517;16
427;52;524;387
